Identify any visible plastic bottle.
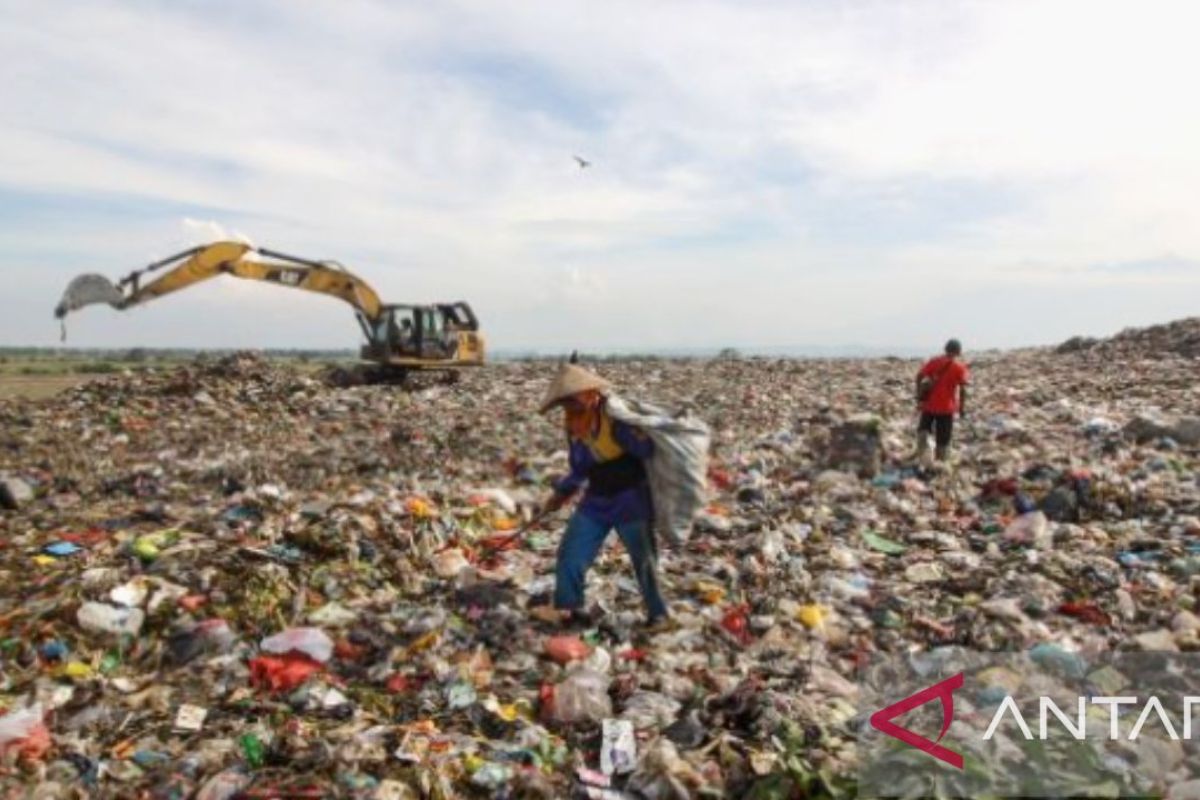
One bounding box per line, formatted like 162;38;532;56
238;734;265;768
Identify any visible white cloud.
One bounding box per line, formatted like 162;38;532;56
1;0;1198;351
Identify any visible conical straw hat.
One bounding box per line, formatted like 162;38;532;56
539;363;612;413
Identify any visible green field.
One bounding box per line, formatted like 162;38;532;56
0;349;347;400
0;355;167;399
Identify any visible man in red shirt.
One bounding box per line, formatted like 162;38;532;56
915;339;969;463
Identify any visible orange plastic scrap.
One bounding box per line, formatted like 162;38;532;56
491;515;518;531
178;595;207;613
110;738;137;760
19;725;50;762
248;653;324;693
399;719;439;736
4;727;50;763
405;498;437;519
406;630;440;656
543;635;591;665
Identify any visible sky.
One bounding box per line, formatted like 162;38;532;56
2;0;1199;354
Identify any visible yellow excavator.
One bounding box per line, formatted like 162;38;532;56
54;241;485;382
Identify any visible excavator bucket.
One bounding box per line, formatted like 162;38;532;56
54;274;125;320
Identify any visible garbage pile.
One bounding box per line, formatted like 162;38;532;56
1057;316;1200;360
0;336;1199;797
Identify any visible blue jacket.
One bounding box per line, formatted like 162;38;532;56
554;413;654;526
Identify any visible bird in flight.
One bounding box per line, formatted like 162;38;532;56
573;155;591;169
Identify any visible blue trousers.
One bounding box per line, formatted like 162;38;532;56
554;511;668;620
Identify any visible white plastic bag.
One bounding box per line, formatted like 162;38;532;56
552;669;612;724
260;627;334;663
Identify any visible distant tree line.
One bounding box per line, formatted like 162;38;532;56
0;347;357;361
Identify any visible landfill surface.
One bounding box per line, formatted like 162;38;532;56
1;320;1200;799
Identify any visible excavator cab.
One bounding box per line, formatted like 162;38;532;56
359;303;484;369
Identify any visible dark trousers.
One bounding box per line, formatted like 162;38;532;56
918;412;955;452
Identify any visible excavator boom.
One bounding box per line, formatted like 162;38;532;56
59;240;384;321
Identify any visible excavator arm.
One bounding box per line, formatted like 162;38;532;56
55;240;384;324
54;240;486;373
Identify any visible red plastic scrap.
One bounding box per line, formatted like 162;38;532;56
333;639;365;662
708;467;734;491
979;478;1019;500
478;533;522;553
58;528;108;547
538;682;556;721
618;647;648;662
248;653;323;693
720;604;753;646
1058;602;1111;626
386;674;414;694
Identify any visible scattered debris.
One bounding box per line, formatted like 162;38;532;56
0;323;1198;794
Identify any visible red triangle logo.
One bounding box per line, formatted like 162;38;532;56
869;671;964;769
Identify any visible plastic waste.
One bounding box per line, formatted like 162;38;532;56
620;691;681;730
0;704;49;761
432;547;471;578
77;602;145;636
174;704;208;732
195;770;252;800
249;653;324;692
239;733;265;768
545;635;592;665
5;324;1200;795
168;618;237;665
601;718;637;775
549;669;612;724
1003;511;1050;548
720;604;753;646
260;627;334;663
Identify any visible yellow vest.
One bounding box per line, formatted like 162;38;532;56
577;412;625;462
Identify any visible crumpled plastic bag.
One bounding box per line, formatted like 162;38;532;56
1003;511;1050;548
620;691;681;730
625;739;707;800
0;704;51;761
260;627;333;663
549;668;612;724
